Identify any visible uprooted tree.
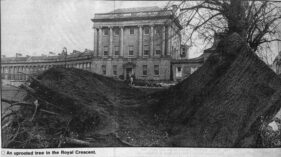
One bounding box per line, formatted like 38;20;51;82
173;0;281;56
2;0;281;148
2;34;281;147
154;33;281;147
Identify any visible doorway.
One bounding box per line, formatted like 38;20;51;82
125;68;133;80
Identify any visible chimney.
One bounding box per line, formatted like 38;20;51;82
172;5;178;14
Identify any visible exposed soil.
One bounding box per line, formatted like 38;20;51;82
154;33;281;147
2;68;168;147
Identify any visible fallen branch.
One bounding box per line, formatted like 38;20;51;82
40;109;60;115
30;100;39;121
1;112;17;122
114;133;135;147
61;137;92;147
2;120;13;130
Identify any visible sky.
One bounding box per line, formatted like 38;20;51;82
1;0;167;57
1;0;280;61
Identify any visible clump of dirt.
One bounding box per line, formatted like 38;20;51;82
154;33;281;147
2;68;168;148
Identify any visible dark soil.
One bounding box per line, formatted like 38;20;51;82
3;68;168;148
154;33;281;147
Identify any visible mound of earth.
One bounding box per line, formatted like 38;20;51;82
154;33;281;147
3;68;168;148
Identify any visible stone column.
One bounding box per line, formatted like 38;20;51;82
98;27;103;57
120;26;124;57
150;25;154;56
167;26;171;56
12;66;15;80
162;25;166;56
109;26;113;57
3;67;6;79
93;27;98;56
15;66;18;80
138;25;143;57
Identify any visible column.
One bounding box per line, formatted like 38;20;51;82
3;67;7;79
12;66;15;80
150;25;154;56
98;27;103;57
167;26;171;56
162;25;166;56
14;66;17;80
120;26;124;57
138;25;143;57
94;27;98;56
109;26;113;57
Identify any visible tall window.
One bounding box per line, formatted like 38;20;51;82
155;45;161;55
181;47;186;57
130;27;134;34
154;65;159;76
129;46;134;56
176;67;182;77
114;46;120;55
144;27;149;35
143;65;148;76
113;65;117;76
155;27;161;35
114;28;119;36
143;45;149;56
102;65;106;75
103;28;109;36
104;46;109;56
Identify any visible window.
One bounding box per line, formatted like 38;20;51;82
181;47;186;57
155;27;161;34
102;65;106;75
130;27;134;34
143;65;148;76
155;45;161;55
103;28;109;36
129;46;134;56
144;27;149;35
176;67;182;77
104;46;109;56
113;65;117;76
156;49;161;55
114;29;119;36
143;45;149;56
154;65;159;75
114;46;120;55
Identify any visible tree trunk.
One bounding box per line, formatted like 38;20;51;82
227;0;247;38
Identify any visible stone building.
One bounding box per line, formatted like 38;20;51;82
272;51;281;75
1;49;94;85
170;33;225;81
1;6;199;84
91;6;186;80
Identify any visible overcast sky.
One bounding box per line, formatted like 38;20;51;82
1;0;280;60
1;0;167;57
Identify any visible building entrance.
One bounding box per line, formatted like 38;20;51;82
125;68;133;80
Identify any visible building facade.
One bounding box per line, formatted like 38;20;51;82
1;49;94;85
2;6;199;85
91;6;185;80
